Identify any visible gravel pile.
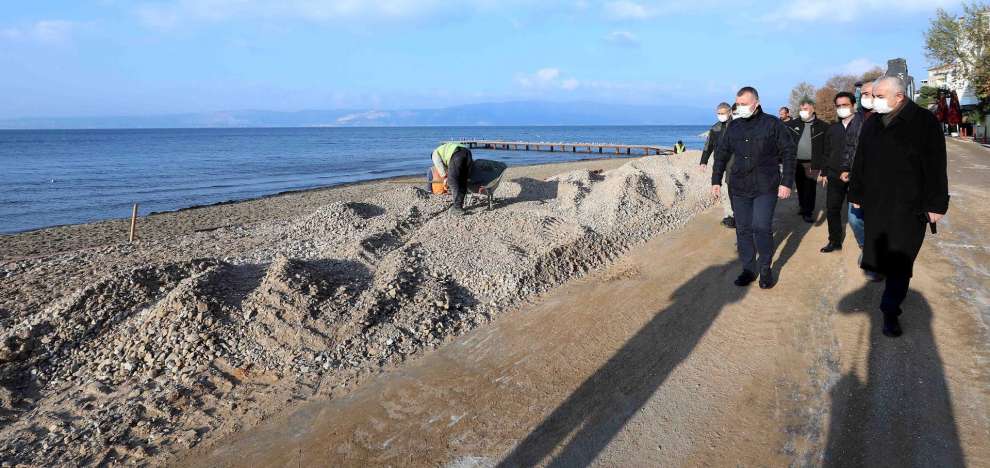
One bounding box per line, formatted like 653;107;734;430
0;153;711;465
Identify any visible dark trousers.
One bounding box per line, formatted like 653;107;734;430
447;149;473;208
731;193;778;273
794;163;817;216
825;176;848;244
881;274;911;315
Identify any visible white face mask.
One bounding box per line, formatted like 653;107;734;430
736;105;754;119
860;96;874;110
836;107;852;119
717;113;729;122
799;110;812;120
873;96;894;114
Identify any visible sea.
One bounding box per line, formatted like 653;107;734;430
0;126;708;234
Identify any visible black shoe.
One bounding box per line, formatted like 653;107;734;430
759;268;776;289
721;216;736;228
802;214;814;223
820;242;842;253
449;206;466;216
882;311;903;338
734;270;757;287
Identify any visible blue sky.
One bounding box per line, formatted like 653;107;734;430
0;0;966;119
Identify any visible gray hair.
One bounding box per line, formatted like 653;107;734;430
874;76;905;95
716;102;731;111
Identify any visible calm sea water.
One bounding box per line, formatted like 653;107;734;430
0;126;708;234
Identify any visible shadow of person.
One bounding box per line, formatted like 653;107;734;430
771;197;815;280
497;177;559;208
498;261;748;467
823;286;965;467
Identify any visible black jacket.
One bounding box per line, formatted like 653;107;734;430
823;118;857;177
848;100;949;277
712;107;796;197
838;111;869;173
700;120;729;165
783;116;828;170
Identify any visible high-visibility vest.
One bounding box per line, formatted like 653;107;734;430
674;142;686;153
433;142;466;166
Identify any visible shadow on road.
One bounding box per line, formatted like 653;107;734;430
772;198;815;281
824;286;965;467
497;260;747;467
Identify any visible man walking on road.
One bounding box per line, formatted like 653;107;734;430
712;87;797;289
819;91;858;253
848;76;949;338
779;106;793;122
700;102;735;228
784;99;828;223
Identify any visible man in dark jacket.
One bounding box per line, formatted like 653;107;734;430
712;86;796;289
700;102;734;227
842;80;877;279
778;106;793;122
820;91;858;253
783;99;828;222
848;76;949;338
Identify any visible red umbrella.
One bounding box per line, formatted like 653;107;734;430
935;90;948;123
948;90;962;126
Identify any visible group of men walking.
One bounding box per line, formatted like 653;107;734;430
702;78;949;338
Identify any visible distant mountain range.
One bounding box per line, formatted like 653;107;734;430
0;101;712;129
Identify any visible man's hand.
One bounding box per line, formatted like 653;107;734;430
927;212;944;223
851;203;860;209
818;175;827;187
839;172;850;182
711;185;721;199
698;164;707;173
777;185;792;199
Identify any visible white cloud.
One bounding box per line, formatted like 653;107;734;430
761;0;963;23
604;30;640;47
0;20;77;44
516;68;580;91
839;58;881;76
603;1;657;20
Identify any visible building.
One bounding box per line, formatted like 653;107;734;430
921;64;980;107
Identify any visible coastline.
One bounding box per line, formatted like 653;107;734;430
0;154;647;260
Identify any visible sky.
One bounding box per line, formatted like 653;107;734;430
0;0;968;119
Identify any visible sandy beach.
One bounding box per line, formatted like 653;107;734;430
0;152;711;465
2;142;987;466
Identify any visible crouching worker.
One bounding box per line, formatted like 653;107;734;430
431;142;474;215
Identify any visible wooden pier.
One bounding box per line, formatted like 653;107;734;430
458;140;672;156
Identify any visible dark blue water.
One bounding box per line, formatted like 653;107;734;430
0;126;707;234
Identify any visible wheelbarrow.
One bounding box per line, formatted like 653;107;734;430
426;159;508;210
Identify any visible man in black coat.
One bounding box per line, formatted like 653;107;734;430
848;76;949;338
783;99;828;223
712;86;796;289
819;91;858;253
700;102;735;227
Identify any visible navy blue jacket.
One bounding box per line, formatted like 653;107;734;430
712;106;797;197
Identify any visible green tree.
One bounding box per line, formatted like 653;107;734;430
925;2;990;112
917;85;940;108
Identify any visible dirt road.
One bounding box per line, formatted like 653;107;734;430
178;139;990;467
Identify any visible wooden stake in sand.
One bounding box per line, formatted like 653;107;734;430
129;203;139;243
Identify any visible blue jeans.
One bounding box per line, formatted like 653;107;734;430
731;193;778;273
848;204;865;248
